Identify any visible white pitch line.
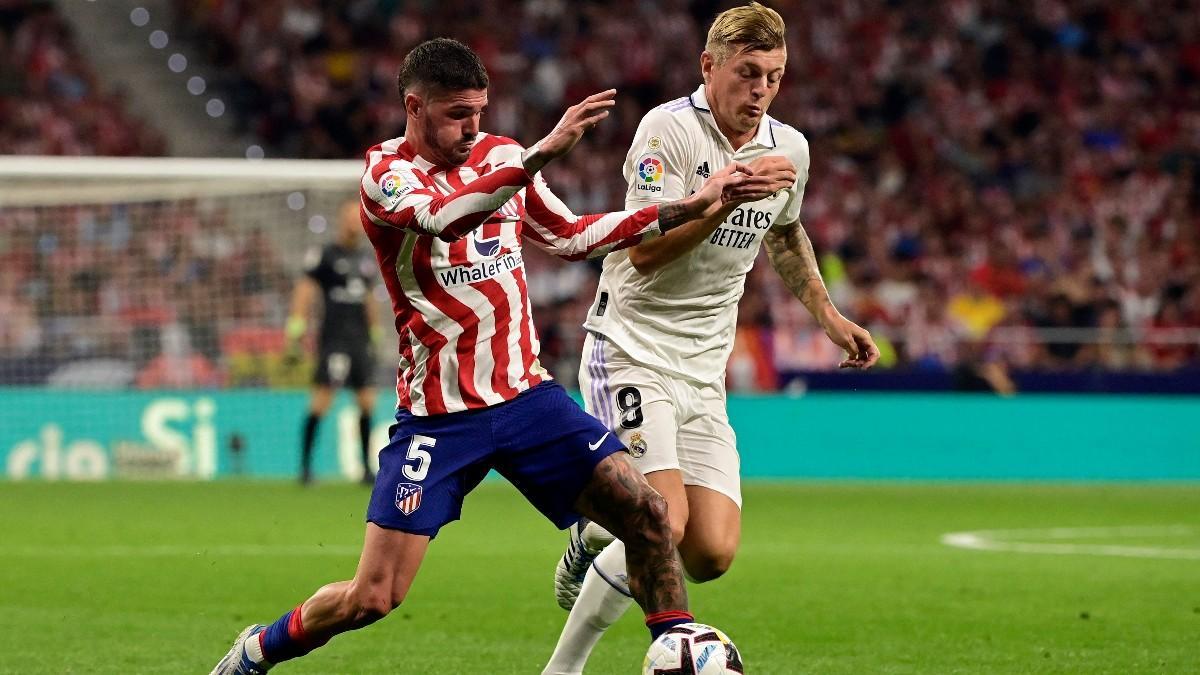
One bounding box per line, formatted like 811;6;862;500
0;544;362;557
941;525;1200;560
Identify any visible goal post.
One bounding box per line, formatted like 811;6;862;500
0;156;396;481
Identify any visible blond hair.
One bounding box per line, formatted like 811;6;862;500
705;2;786;64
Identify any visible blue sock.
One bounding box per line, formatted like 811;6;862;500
259;604;320;663
646;610;694;640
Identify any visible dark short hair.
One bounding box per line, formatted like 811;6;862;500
397;38;489;97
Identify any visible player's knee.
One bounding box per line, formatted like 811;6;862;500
630;490;672;547
683;548;736;583
347;585;401;627
667;513;688;546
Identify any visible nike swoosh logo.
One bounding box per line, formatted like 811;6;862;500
587;432;611;452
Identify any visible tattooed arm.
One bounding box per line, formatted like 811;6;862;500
764;220;880;369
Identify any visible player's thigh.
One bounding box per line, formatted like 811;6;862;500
678;484;741;569
579;332;670;432
491;381;633;530
367;410;494;539
579;334;680;473
645;468;689;544
309;385;334;415
673;383;742;575
353;522;430;604
354;386;376;414
674;381;741;510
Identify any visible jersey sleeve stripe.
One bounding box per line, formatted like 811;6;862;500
362;151;532;241
522;181;661;260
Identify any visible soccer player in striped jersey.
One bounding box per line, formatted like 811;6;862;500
543;5;879;674
211;38;787;674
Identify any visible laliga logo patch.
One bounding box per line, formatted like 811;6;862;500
627;432;648;458
379;171;415;201
395;482;423;515
636;155;664;194
638;156;663;182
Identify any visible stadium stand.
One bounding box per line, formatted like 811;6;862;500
0;1;167;156
3;1;1199;391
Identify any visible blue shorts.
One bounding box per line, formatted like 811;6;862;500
366;381;626;538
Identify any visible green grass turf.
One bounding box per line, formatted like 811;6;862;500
1;481;1198;674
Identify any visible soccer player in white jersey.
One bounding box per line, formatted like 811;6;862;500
210;38;789;675
543;5;879;673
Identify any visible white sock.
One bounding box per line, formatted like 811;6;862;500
244;629;268;665
542;541;634;675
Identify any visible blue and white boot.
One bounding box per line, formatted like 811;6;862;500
554;518;615;610
210;624;272;675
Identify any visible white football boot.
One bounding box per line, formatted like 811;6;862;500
554;518;615;610
210;624;271;675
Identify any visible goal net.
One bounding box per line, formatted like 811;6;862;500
0;156;397;481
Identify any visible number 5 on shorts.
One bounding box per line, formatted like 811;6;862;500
404;435;435;481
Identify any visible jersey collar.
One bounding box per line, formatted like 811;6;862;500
396;139;439;174
688;84;776;151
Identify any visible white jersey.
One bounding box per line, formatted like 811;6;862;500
583;84;811;384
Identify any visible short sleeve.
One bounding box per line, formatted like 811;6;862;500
774;131;811;228
624;109;690;208
365;163;426;213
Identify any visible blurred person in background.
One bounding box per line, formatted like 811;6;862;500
286;200;382;486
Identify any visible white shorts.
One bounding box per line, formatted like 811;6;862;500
578;332;741;507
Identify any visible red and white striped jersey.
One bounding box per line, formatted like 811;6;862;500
359;133;665;416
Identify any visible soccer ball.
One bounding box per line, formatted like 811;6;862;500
643;623;744;674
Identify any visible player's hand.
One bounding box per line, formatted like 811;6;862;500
820;312;880;369
688;162;753;215
687;161;792;217
745;155;796;189
284;316;306;367
525;90;617;172
724;155;795;205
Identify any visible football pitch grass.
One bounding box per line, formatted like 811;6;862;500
1;481;1197;674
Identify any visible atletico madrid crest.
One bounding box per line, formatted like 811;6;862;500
395;482;423;515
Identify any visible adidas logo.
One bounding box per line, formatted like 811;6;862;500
695;161;711;178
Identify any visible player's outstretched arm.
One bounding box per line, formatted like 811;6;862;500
361;90;618;242
521;162;761;261
763;221;880;369
361;162;535;242
626;156;797;274
521;89;618;175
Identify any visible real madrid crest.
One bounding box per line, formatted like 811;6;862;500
627;432;648;458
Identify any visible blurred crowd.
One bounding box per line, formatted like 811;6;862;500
0;1;166;155
165;0;1200;389
3;0;1200;390
0;202;294;388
